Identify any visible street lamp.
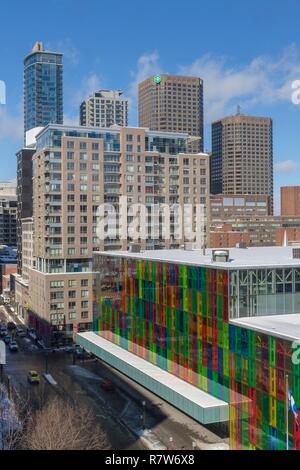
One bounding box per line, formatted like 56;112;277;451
45;352;49;374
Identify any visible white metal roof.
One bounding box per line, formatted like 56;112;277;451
78;331;228;412
96;246;300;269
230;314;300;342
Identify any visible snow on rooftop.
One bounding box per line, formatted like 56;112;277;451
230;314;300;342
96;246;300;269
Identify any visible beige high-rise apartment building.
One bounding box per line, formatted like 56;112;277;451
16;124;209;345
138;74;204;152
210;113;273;213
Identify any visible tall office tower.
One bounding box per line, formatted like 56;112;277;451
80;90;128;128
210;113;273;213
138;74;204;152
15;124;209;345
0;182;17;246
24;41;63;135
281;186;300;216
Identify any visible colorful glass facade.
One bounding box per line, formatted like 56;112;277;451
92;253;300;450
93;254;231;403
229;324;300;450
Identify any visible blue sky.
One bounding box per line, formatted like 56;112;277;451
1;0;300;212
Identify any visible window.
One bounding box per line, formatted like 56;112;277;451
50;281;64;288
81;301;88;308
81;311;89;319
68;291;76;298
68;280;76;287
67;141;74;149
80;142;87;149
81;279;88;287
68;248;75;255
80;153;87;160
69;312;76;320
80;248;88;255
92;143;99;150
92;153;99;160
81;290;89;298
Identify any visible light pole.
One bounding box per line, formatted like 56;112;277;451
141;400;146;430
45;352;49;374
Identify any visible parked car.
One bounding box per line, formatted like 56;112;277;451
9;341;18;352
3;334;11;344
28;328;37;341
101;380;115;392
0;327;7;337
7;321;16;330
27;370;40;384
16;328;26;337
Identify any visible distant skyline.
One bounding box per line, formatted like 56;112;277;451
1;0;300;213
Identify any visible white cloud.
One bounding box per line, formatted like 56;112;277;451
178;44;300;122
0;107;23;141
127;51;162;120
274;160;298;173
71;73;103;109
63;113;79;127
45;39;79;65
128;45;300;125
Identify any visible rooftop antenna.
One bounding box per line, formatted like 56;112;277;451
237;105;241;115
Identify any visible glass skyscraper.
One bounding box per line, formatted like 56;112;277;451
24;42;63;135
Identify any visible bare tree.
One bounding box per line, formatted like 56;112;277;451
0;384;31;450
20;397;110;450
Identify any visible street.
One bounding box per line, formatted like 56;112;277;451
0;305;229;451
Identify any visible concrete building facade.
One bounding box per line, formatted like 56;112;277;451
281;186;300;216
210;114;273;213
80;90;128;128
16;124;209;344
138;74;204;152
0;182;17;247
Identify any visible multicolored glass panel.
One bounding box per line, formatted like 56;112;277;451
93;255;230;402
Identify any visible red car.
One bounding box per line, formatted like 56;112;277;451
101;380;114;391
